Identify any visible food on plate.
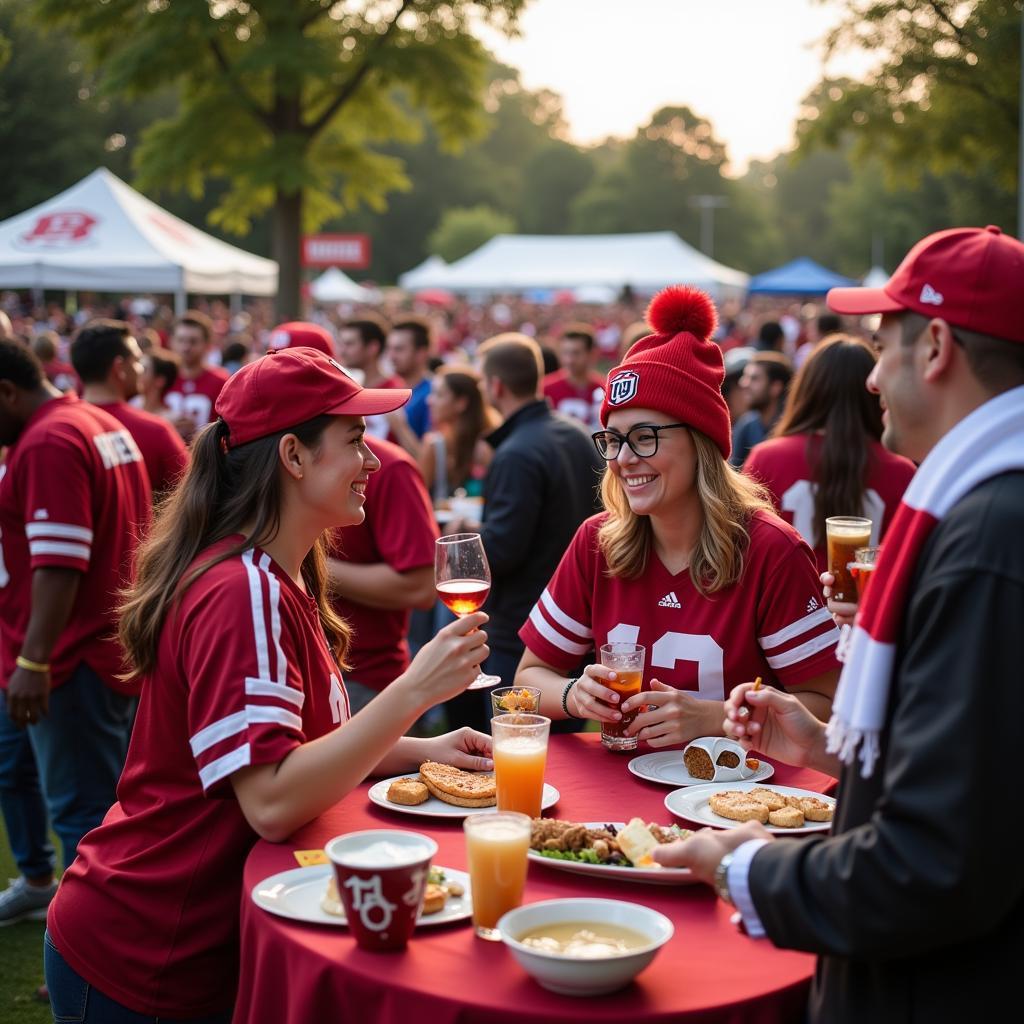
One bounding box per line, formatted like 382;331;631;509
786;794;833;822
708;792;769;824
716;750;741;769
494;688;541;713
322;875;343;916
748;787;788;812
386;776;430;805
745;758;760;772
421;883;447;914
768;806;804;828
419;762;496;807
519;921;651;957
683;746;715;780
530;817;692;868
706;786;834;828
683;739;752;780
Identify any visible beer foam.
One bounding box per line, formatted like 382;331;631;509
337;840;429;868
495;736;547;756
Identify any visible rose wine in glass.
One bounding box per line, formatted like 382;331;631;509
435;533;500;690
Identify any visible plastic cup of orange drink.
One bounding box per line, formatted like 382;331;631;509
463;811;531;940
599;642;645;752
491;713;550;818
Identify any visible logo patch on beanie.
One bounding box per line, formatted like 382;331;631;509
608;370;639;406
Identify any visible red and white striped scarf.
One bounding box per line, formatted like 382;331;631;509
826;386;1024;777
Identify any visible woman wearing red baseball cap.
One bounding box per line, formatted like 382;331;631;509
44;348;493;1022
517;286;840;748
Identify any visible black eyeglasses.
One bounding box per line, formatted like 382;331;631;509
591;423;689;460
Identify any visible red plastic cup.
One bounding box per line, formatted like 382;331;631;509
325;829;437;951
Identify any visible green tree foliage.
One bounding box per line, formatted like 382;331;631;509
428;204;515;261
34;0;527;316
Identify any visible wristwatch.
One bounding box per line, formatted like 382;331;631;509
713;850;736;905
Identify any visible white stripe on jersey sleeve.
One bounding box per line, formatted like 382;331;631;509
765;628;839;669
25;523;94;542
198;744;252;791
758;607;833;651
190;709;248;756
245;704;303;732
28;541;91;561
528;604;592;656
259;552;288;685
243;550;271;680
539;588;593;639
245;677;305;709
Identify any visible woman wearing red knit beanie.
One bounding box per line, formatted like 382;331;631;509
516;285;840;747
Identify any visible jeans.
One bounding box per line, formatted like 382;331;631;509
44;931;231;1024
0;662;135;876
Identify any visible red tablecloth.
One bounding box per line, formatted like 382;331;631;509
235;734;834;1024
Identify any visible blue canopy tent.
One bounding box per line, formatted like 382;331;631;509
748;258;857;295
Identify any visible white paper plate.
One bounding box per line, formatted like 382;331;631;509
628;750;773;788
251;865;472;927
664;782;836;835
368;775;560;819
528;822;697;886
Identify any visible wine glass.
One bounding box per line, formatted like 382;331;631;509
435;533;500;690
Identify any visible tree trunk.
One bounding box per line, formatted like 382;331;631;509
273;187;302;321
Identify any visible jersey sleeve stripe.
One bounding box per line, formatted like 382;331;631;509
25;523;94;542
243;550;271;680
539;588;593;639
245;705;303;731
758;607;833;650
28;540;91;560
190;709;248;756
259;552;288;685
527;605;592;656
198;743;252;791
764;628;839;669
245;677;304;709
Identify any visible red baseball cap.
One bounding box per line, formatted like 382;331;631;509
268;321;336;357
215;348;410;449
827;225;1024;344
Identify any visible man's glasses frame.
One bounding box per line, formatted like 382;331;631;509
590;423;690;461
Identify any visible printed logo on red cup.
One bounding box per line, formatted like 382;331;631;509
325;830;438;951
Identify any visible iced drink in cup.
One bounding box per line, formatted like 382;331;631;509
464;811;531;940
492;713;550;817
325;830;437;952
848;545;882;602
599;642;645;752
825;517;873;603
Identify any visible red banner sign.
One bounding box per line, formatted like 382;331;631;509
302;234;371;269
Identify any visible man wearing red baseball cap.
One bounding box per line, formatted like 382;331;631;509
656;226;1024;1022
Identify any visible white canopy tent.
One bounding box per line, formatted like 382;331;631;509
397;232;748;298
0;168;277;310
397;254;449;291
310;267;374;303
862;265;890;288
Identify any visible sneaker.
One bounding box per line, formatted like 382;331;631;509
0;876;58;926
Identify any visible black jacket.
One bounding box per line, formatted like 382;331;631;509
479;400;604;655
748;471;1024;1023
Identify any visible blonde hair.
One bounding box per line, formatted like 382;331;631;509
597;430;772;595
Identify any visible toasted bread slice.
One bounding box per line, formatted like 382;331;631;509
748;787;788;811
421;780;496;807
419;762;496;802
708;792;769;824
768;806;804;828
616;817;660;867
387;777;429;806
786;795;834;822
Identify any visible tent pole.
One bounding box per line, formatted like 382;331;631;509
174;290;187;315
230;293;242;315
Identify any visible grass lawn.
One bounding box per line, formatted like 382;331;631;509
0;822;52;1024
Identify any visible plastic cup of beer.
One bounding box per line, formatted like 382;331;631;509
464;811;531;941
490;686;542;718
825;517;873;604
491;713;550;818
848;545;882;602
599;642;645;752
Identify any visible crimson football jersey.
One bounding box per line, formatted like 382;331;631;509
519;511;839;700
542;369;605;430
163;365;229;429
0;394;151;693
48;539;349;1018
328;438;439;690
743;434;916;571
95;401;188;495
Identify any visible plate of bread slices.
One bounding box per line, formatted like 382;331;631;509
252;865;472;927
368;762;559;818
665;782;836;834
527;817;698;885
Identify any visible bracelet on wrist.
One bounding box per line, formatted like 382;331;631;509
16;655;50;674
560;677;579;718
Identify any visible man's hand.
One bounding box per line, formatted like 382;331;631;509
652;821;771;885
6;666;50;727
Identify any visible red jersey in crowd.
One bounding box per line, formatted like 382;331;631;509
41;358;79;394
542;369;605;430
520;511;839;700
95;400;188;495
48;539;349;1018
743;434;917;571
328;438;439;690
163;365;229;430
0;394;151;694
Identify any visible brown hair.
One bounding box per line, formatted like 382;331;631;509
597;429;772;595
435;364;498;488
479;333;543;398
146;346;181;399
175;310;213;343
119;415;351;677
772;335;882;548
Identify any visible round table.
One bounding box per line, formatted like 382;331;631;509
235;733;834;1024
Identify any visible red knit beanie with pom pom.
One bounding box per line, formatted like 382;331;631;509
599;285;731;459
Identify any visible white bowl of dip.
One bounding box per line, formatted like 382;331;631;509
497;898;673;996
